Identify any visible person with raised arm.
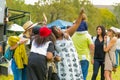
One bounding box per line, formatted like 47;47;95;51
50;9;84;80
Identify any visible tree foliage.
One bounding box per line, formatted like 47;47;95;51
5;0;118;35
99;8;118;29
113;3;120;28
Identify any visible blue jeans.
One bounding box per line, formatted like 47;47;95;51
11;59;27;80
80;60;89;80
91;59;104;80
115;49;120;66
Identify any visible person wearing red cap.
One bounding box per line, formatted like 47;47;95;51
50;9;84;80
27;27;56;80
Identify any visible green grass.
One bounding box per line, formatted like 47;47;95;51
87;64;120;80
0;64;120;80
0;75;13;80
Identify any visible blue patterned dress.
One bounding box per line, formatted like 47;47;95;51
55;36;83;80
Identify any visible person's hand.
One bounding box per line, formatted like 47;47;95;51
63;33;69;40
54;56;61;62
19;39;28;44
91;59;94;64
79;8;85;15
104;35;107;42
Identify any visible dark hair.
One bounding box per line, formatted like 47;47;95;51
96;26;106;40
66;26;71;29
34;33;56;47
50;26;63;39
118;33;120;38
32;25;41;35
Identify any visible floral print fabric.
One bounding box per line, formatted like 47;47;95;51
55;37;83;80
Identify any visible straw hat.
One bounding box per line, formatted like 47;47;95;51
22;21;35;38
23;21;34;31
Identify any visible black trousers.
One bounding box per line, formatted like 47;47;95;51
27;52;47;80
91;59;105;80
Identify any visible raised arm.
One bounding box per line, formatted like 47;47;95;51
104;37;117;52
65;9;84;36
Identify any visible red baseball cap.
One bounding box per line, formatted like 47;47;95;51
39;26;51;37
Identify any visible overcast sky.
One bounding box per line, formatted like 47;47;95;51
25;0;120;5
91;0;120;5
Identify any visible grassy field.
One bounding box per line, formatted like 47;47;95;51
0;64;120;80
87;64;120;80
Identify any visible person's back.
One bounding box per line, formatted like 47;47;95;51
72;32;94;80
72;33;93;60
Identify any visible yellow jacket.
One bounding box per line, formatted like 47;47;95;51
8;36;28;69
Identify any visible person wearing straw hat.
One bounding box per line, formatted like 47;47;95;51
19;21;36;44
7;21;37;80
18;21;39;55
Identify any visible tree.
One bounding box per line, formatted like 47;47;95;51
99;8;118;29
113;3;120;28
77;0;102;35
39;0;78;23
6;0;118;36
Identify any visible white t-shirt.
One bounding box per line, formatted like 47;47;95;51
30;40;51;56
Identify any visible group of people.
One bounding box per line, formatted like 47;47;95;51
5;9;84;80
91;26;120;80
3;8;120;80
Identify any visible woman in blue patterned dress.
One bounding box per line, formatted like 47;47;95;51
50;10;84;80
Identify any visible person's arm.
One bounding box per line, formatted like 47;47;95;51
46;52;53;61
10;42;19;50
54;55;61;62
90;44;94;58
104;37;117;52
87;37;95;64
47;43;61;62
0;44;3;53
90;43;94;64
65;9;84;36
10;39;28;50
46;43;54;61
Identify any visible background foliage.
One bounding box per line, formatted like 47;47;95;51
1;0;120;79
6;0;120;35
